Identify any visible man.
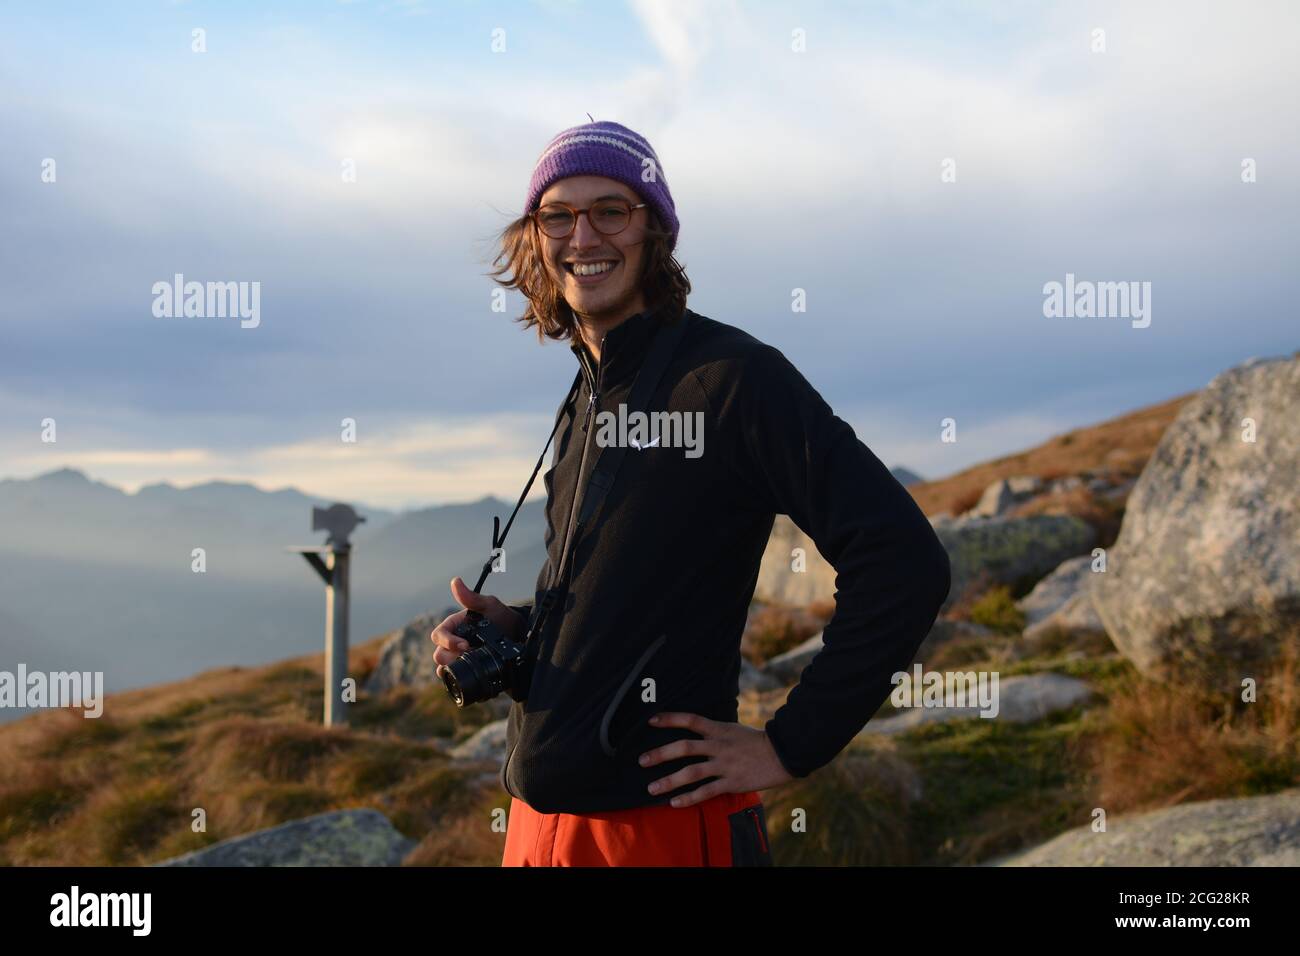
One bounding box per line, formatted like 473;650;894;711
431;120;951;866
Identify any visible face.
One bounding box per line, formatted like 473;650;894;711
536;175;648;323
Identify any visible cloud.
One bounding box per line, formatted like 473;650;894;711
1;0;1295;508
629;0;728;77
2;409;557;510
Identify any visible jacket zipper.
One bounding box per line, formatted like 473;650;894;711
560;333;605;557
503;333;605;796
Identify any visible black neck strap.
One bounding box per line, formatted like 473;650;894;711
468;370;582;594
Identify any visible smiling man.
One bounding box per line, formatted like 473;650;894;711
430;119;951;866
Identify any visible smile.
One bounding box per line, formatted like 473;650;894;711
566;260;618;278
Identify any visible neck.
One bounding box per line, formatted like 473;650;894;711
574;295;648;362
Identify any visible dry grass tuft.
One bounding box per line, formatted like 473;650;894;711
1092;632;1300;813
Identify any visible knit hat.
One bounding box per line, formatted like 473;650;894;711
525;120;679;252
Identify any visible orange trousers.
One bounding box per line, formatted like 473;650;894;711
501;790;774;866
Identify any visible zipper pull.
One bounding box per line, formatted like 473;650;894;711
749;807;768;853
578;332;605;435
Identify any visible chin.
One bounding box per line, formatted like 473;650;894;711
569;286;630;313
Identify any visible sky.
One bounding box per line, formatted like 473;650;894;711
1;0;1296;510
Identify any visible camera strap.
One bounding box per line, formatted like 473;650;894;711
524;310;691;645
466;371;582;595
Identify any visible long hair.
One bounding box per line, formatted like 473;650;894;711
486;205;691;342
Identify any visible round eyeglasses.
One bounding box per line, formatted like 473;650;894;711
532;198;647;239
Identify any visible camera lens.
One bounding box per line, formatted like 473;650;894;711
440;645;507;707
439;662;470;707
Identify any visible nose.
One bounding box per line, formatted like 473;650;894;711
569;210;603;251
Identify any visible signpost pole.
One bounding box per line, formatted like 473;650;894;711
287;503;365;728
323;545;351;727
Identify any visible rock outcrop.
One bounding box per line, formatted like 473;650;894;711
861;672;1093;737
1018;555;1106;640
763;631;824;683
449;719;509;762
996;788;1300;866
739;656;783;693
935;514;1096;609
1093;354;1300;682
365;609;450;694
154;809;415;866
754;516;835;607
969;475;1044;518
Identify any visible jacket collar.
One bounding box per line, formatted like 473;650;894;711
569;301;663;394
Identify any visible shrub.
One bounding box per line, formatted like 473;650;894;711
969;585;1026;635
762;748;920;866
1092;634;1300;813
87;780;185;865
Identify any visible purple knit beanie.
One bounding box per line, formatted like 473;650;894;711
525;120;679;252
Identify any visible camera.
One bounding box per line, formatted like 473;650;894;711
439;609;529;707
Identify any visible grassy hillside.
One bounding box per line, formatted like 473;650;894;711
0;634;509;866
907;393;1192;517
4;615;1293;867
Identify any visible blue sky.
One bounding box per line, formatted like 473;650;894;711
2;0;1296;509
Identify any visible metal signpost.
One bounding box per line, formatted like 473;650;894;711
287;504;366;727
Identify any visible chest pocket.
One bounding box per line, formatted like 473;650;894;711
598;633;669;757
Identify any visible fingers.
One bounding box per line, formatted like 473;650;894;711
660;778;727;809
431;616;469;654
646;761;720;801
648;711;709;733
431;644;464;669
450;575;497;612
431;586;519;686
639;736;712;768
448;576;517;635
429;609;470;680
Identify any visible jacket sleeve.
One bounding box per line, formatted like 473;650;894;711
728;344;951;779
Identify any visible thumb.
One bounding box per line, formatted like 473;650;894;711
450;576;490;612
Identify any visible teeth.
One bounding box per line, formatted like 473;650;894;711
572;261;614;277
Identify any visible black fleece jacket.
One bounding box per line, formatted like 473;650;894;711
499;304;951;814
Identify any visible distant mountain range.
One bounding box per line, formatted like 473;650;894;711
0;468;547;722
